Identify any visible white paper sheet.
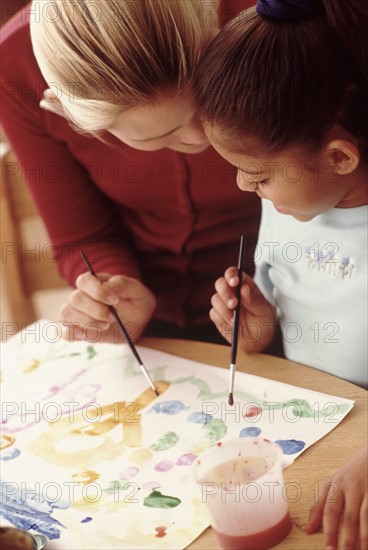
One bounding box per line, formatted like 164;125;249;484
0;321;354;549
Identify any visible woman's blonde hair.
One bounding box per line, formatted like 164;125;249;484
30;0;218;132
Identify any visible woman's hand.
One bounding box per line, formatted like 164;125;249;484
59;272;157;343
306;444;368;550
210;266;276;353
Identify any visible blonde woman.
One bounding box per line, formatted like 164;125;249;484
0;0;260;344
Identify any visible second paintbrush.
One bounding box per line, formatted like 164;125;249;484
228;235;246;406
80;250;159;396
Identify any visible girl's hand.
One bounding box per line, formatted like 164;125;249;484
59;272;157;343
306;444;368;550
210;266;276;353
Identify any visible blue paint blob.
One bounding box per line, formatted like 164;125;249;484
187;412;213;424
0;481;69;539
150;401;186;415
275;439;306;455
81;517;93;523
0;448;21;461
239;427;262;437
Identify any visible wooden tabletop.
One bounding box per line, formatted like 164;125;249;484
140;337;367;550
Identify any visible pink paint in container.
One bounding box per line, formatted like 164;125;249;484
0;527;48;549
193;438;291;549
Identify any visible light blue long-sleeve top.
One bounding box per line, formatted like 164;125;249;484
254;199;368;388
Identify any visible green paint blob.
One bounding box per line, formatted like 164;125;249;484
149;432;179;451
103;480;124;495
143;490;181;509
151;365;168;381
202;418;227;443
287;399;317;418
282;399;351;419
168;375;227;400
188;378;226;400
43;352;81;364
86;346;97;360
122;356;138;379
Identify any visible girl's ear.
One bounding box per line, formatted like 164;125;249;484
324;139;360;175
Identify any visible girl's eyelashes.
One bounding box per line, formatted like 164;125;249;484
248;179;267;188
236;169;268;188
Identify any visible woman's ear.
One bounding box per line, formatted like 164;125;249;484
205;0;221;36
324;139;360;175
39;89;66;118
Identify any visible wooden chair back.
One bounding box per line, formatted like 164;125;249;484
1;146;69;329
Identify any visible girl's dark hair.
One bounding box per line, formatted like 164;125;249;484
195;1;368;157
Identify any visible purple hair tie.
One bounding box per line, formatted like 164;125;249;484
256;0;325;20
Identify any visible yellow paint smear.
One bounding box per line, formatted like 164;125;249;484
72;470;100;484
27;380;169;468
1;434;15;450
128;447;154;466
22;359;40;373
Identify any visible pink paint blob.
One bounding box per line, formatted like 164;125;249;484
155;526;167;538
118;466;140;480
244;406;263;418
142;481;161;491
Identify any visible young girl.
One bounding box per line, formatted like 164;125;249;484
195;0;367;548
0;0;259;344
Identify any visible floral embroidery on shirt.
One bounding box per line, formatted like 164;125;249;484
305;246;356;279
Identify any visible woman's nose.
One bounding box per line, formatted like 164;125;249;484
236;170;255;192
179;116;209;146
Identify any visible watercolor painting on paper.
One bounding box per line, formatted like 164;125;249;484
0;321;354;549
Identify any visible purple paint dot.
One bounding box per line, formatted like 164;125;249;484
154;460;174;472
275;439;306;455
176;453;197;466
81;517;93;523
